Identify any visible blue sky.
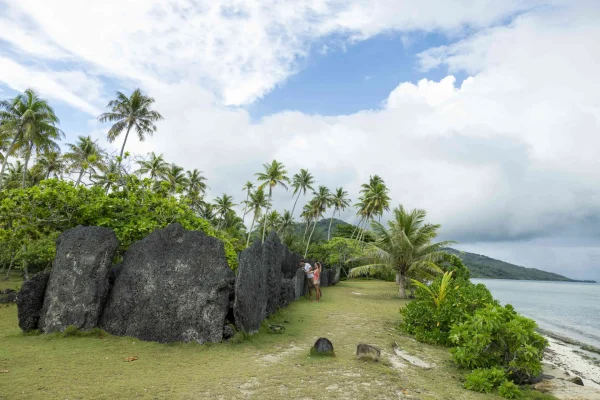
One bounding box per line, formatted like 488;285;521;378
1;0;599;280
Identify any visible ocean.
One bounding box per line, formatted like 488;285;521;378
472;279;600;348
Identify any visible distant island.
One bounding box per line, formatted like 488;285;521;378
445;248;597;283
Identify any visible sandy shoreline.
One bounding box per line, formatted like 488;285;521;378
542;334;600;390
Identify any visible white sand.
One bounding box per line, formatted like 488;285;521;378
543;335;600;389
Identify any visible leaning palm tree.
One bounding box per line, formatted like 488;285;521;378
197;201;217;225
241;181;254;224
246;187;269;246
328;187;351;240
97;89;163;168
290;169;315;217
304;186;330;257
349;205;456;298
0;89;63;188
135;152;168;181
36;150;65;180
63;135;106;186
255;160;290;243
214;194;236;229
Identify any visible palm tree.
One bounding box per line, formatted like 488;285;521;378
223;210;246;239
136;152;168;180
91;160;120;193
0;89;63;188
198;201;217;225
278;210;294;235
290;169;315;217
353;177;391;242
241;181;254;224
349;205;456;298
63;136;105;186
304;186;330;257
2;160;25;189
186;169;208;199
255;160;290;243
301;203;312;241
264;210;282;232
97;89;163;168
161;164;188;195
328;187;351;240
214;194;236;229
246;187;269;246
36;150;65;180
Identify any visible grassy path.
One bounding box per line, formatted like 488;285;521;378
0;279;503;399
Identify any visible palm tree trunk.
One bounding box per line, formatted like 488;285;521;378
350;217;364;240
395;272;401;285
75;169;85;186
327;208;336;241
398;271;407;298
261;188;272;243
242;190;250;225
291;192;301;218
118;124;133;167
304;219;318;257
302;218;311;242
0;136;19;189
246;214;257;246
22;145;32;188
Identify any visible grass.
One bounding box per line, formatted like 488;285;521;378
0;270;22;292
0;278;549;399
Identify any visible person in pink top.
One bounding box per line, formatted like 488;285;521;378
313;262;322;301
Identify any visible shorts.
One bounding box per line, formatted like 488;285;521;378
307;277;315;287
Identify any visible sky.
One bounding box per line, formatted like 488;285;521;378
1;0;599;280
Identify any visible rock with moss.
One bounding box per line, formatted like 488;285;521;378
294;267;307;299
320;268;329;287
312;337;335;356
100;223;234;344
39;226;118;333
264;231;283;316
233;239;269;334
356;343;381;361
16;272;50;332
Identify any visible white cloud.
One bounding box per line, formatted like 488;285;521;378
1;0;600;279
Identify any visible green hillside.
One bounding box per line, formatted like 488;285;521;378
444;248;583;281
293;218;351;242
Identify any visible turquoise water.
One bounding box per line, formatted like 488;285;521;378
472;279;600;348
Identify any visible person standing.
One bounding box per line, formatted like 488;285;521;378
313;262;322;301
299;259;315;300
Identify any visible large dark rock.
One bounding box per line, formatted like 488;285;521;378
279;278;296;308
108;262;122;286
320;268;329;287
294;267;307;299
100;223;234;344
39;226;118;333
281;246;302;279
264;231;283;316
16;272;49;331
0;291;17;303
356;343;381;361
233;239;269;333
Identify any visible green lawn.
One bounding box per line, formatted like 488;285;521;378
1;279;543;400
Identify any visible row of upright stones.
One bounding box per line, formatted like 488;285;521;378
16;224;339;344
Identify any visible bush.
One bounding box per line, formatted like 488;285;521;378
450;304;547;383
464;367;506;393
498;380;523;399
439;253;471;281
400;278;496;345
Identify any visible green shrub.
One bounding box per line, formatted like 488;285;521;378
450;304;547;383
400;278;496;345
439;253;471;281
498;380;523;399
464;367;506;393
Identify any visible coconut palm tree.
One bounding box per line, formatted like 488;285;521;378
301;203;312;241
214;194;236;229
198;201;217;225
135;152;168;180
97;89;163;168
352;177;391;242
186;169;208;198
161;164;188;195
349;205;456;298
36;150;65;180
278;210;294;235
63;135;106;186
241;181;254;224
328;187;351;241
0;89;63;188
304;186;330;257
91;160;120;194
255;160;290;243
2;160;25;189
246;187;269;246
290;169;315;218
